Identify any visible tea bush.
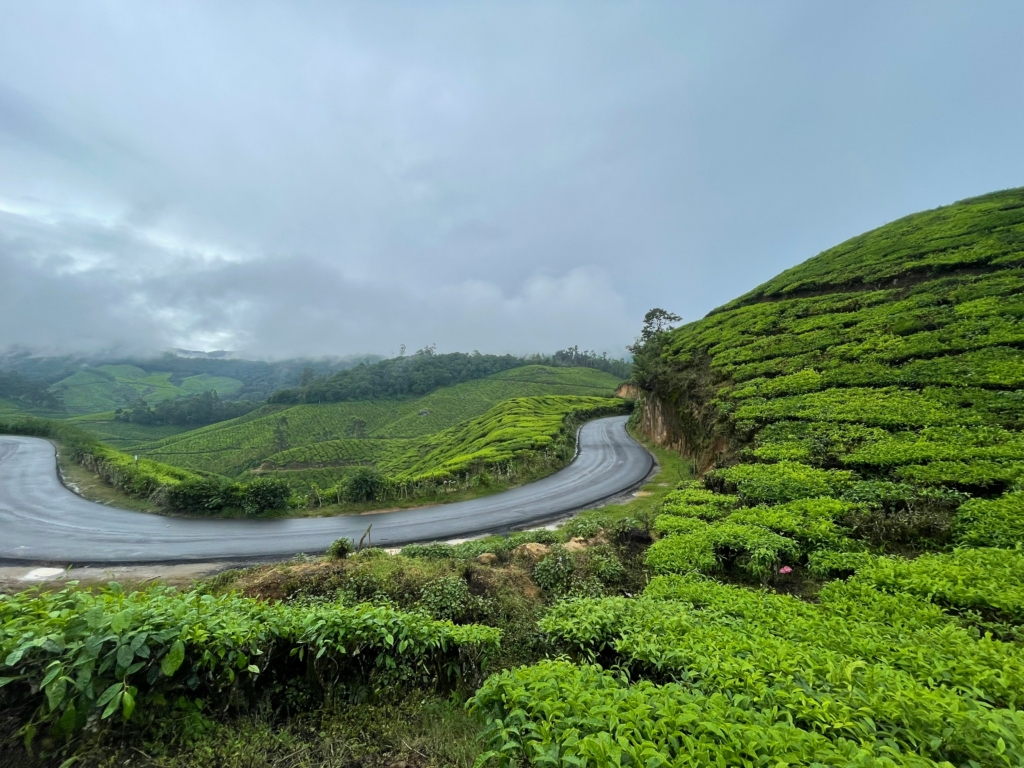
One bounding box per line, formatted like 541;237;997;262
0;583;500;749
954;490;1024;547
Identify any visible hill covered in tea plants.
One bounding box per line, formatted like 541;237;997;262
474;188;1024;766
137;366;619;475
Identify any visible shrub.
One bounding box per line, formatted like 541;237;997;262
344;466;384;502
0;584;501;749
646;522;800;579
653;515;708;537
419;576;483;623
326;537;354;559
533;546;576;595
708;461;856;505
165;477;238;513
954;491;1024;547
241;477;291;516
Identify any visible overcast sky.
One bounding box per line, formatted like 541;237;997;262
1;2;1021;359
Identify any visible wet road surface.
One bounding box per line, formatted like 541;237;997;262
0;416;653;564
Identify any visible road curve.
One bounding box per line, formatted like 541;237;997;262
0;416;653;564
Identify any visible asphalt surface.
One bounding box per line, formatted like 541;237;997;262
0;416;653;564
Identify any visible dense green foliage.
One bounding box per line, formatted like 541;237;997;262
474;574;1024;767
468;190;1024;767
0;583;499;749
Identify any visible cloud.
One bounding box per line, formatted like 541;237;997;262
0;205;630;357
0;2;1021;359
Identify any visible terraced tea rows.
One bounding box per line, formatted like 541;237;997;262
140;366;620;479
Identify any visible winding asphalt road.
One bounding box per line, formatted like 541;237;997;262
0;416;653;564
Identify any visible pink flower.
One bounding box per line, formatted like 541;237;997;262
778;566;793;574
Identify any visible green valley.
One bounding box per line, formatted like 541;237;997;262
5;190;1024;768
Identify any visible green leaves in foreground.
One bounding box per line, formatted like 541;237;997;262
0;584;500;745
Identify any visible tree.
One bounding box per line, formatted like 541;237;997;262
628;308;681;390
345;467;383;503
636;308;681;345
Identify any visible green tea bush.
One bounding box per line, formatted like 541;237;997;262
483;189;1024;768
0;584;500;750
343;466;383;502
708;461;856;504
326;537;354;559
646;521;800;578
400;530;561;561
165;477;239;513
652;514;708;537
725;498;849;548
418;576;485;623
850;548;1024;625
954;490;1024;547
523;575;1024;766
532;547;579;596
240;476;291;516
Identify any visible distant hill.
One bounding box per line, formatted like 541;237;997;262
270;348;632;404
137;365;624;487
0;351;381;415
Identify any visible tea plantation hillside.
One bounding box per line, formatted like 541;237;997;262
472;189;1024;766
137;365;622;485
263;394;625;497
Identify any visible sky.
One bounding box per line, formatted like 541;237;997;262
0;1;1021;360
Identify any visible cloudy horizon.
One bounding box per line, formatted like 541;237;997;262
1;1;1022;360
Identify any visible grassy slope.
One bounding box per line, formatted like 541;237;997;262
139;366;621;479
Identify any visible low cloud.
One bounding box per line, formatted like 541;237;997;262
0;207;630;358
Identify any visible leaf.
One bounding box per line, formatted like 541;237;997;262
101;690;123;719
41;662;63;688
247;665;260;674
122;690;136;721
110;609;133;634
46;676;67;711
0;676;21;688
96;682;122;708
83;606;105;629
59;700;77;735
161;640;185;677
116;643;134;670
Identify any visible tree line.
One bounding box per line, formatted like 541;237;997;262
114;390;259;427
